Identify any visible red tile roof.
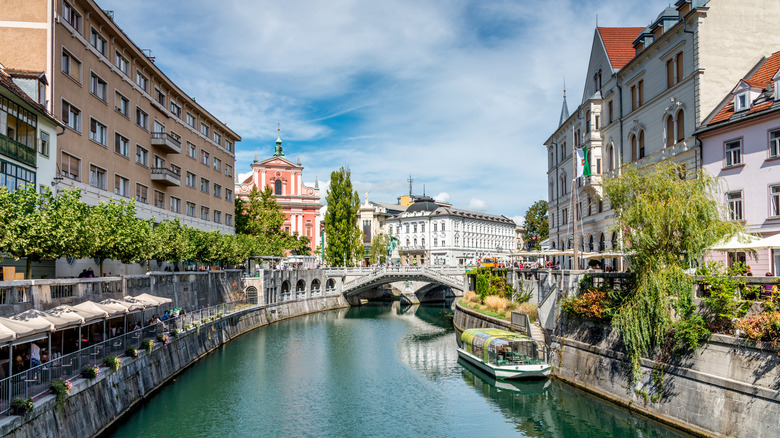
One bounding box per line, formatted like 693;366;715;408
707;51;780;127
598;27;644;70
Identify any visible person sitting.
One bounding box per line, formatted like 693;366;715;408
12;355;25;374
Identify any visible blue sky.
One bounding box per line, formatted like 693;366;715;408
100;0;670;224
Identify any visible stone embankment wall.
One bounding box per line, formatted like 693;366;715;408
452;301;512;332
0;295;349;438
454;298;780;438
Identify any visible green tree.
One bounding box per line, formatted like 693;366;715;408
324;167;363;266
235;186;290;257
84;199;151;276
523;200;548;251
603;164;739;377
0;186;90;278
369;233;389;264
150;219;188;268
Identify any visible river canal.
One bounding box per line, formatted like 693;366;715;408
108;302;690;437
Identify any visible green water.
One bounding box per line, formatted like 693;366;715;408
108;302;689;437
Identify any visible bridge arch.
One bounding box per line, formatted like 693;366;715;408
296;279;306;292
326;278;336;290
311;279;321;291
281;280;290;294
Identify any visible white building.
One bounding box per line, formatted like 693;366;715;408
384;196;515;266
544;0;780;270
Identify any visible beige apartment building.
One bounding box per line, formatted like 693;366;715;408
0;0;240;237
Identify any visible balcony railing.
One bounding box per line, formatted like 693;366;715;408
0;134;36;167
150;132;182;154
151;167;181;186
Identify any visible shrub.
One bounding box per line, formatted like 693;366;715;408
184;324;191;331
81;364;100;379
561;289;610;320
484;295;511;315
735;311;780;344
51;378;73;411
104;355;121;372
126;347;139;358
141;339;155;354
171;328;180;338
157;333;169;344
463;291;480;304
517;302;539;323
11;397;33;414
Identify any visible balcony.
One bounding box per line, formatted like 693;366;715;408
0;134;36;167
150;132;181;154
582;174;603;198
151;167;181;186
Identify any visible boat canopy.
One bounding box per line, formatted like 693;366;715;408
461;328;543;365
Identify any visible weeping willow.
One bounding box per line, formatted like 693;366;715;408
604;164;739;378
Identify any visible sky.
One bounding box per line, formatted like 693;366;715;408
100;0;671;225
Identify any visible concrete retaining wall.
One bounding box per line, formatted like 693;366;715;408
0;295;349;438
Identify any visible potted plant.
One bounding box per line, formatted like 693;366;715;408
10;397;33;415
157;333;169;344
184;324;191;331
104;355;121;372
82;364;100;379
171;328;180;338
141;339;155;354
126;347;139;358
50;378;73;411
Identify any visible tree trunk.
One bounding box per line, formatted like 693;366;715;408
99;259;104;277
25;258;32;280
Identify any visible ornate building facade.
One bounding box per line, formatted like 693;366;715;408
235;135;321;254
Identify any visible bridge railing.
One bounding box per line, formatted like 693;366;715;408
341;266;464;291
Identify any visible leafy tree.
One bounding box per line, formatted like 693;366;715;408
369;233;389;264
0;186;89;278
603;164;739;377
150;219;188;268
523;200;548;251
324;167;363;266
289;232;312;256
84;199;151;276
235;186;289;257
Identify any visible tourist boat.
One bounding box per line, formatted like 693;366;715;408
458;358;552;394
456;328;551;379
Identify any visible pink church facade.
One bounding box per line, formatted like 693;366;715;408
235;136;322;254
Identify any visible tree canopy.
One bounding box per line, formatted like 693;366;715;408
234;185;306;257
523;200;548;251
324;167;363;266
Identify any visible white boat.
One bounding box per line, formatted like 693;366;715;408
457;328;551;379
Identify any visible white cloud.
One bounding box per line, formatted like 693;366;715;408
434;192;451;203
237;171;253;184
468;198;488;211
511;215;525;226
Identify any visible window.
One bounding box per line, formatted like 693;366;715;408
770;129;780;158
155;87;165;106
61;49;81;82
90;118;107;145
170;163;181;176
154;190;164;209
421;223;425;232
225;164;232;177
188;143;197;159
666;59;675;88
631;84;637;111
153;120;165;134
201;150;210;166
585;110;591;133
186;113;196;128
62;1;82;32
213;210;222;223
213;132;222;145
631;134;637;161
225;189;233;202
89;164;106;189
39;132;49;157
135;107;148;130
666;115;675;147
727;191;743;221
185;172;196;188
153;155;165;169
90;28;106;56
200;123;209;137
170;196;181;213
170;101;181;118
135;145;148;166
61;100;81;131
213;183;222;198
115;92;129;117
433;223;437;232
200;177;210;193
441;223;445;231
595;115;600;130
114;132;129;156
676;52;684;84
89;73;108;102
200;206;209;220
735;93;749;112
186;202;196;217
225;214;233;226
60;151;80;181
676;109;685;143
115;51;129;76
225;140;233;152
114;174;129;197
608;100;613;124
135;184;148;203
725;139;742;167
638;80;644;106
772;185;780;217
639;130;645;159
135;71;148;92
213;158;221;172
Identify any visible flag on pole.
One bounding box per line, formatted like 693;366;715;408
577;146;591;178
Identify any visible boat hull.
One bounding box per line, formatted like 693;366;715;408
457;348;551;379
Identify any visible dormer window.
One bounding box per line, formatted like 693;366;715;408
735;92;749;112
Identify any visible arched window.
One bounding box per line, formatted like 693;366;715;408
588;235;594;252
560;173;567;196
639;130;645;159
676;109;685;143
599;233;605;252
611;233;618;250
274;179;282;195
406;238;410;247
666;115;675;147
631;135;637;161
607;144;614;171
586;110;591;133
413;238;417;246
421;238;426;247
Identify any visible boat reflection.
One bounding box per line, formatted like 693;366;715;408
458;357;551;395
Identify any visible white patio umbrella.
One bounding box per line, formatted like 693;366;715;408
709;232;762;251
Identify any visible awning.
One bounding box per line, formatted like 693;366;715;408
125;293;172;307
70;301;110;323
100;298;143;312
582;251;631;260
0;322;16;344
710;232;762;251
93;300;129;317
0;316;53;340
42;306;85;329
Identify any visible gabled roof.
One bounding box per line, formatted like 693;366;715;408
597;27;644;70
0;64;60;125
704;51;780;129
